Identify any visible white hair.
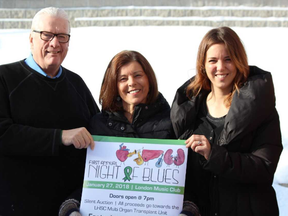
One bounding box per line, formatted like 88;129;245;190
31;7;71;33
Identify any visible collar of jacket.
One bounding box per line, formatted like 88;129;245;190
105;92;170;124
171;66;276;146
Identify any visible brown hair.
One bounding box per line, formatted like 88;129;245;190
100;50;158;112
187;26;249;107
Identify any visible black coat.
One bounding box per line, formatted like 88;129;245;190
170;66;283;216
0;60;99;216
61;93;175;211
89;93;175;139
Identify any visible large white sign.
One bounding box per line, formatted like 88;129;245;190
80;136;188;216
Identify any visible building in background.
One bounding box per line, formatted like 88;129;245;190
0;0;288;28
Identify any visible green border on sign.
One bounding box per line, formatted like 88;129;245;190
92;135;185;146
83;180;184;195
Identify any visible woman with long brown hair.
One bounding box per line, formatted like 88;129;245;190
89;50;174;138
171;27;282;216
59;50;174;216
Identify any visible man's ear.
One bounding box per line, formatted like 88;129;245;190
29;33;34;52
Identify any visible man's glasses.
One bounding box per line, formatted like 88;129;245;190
33;30;70;43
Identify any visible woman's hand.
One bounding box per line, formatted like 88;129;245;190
185;134;211;160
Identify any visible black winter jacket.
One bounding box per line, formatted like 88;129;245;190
89;93;175;139
0;60;99;216
59;93;175;215
170;66;282;216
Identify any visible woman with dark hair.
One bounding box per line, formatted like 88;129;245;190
89;50;174;138
59;50;174;216
171;27;282;216
89;50;174;139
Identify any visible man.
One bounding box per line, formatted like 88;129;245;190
0;7;99;216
